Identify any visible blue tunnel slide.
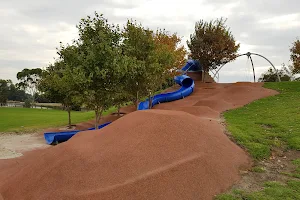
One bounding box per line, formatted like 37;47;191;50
44;60;197;144
137;75;194;110
44;122;111;145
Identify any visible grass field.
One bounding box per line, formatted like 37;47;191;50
224;82;300;159
0;107;116;132
217;179;300;200
217;81;300;199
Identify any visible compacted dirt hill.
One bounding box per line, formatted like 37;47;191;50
0;82;278;200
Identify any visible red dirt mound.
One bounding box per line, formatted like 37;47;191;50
75;115;121;130
39;114;123;135
119;105;137;114
0;110;250;200
235;82;263;87
193;99;233;112
155;105;220;119
211;85;278;108
0;82;279;200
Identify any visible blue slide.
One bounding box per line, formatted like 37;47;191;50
181;59;202;72
44;122;111;144
44;60;198;144
137;60;197;110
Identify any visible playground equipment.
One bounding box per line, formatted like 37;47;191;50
212;52;281;82
44;61;196;144
44;122;111;144
181;59;202;73
138;61;195;110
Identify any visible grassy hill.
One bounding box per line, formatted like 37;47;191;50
217;81;300;199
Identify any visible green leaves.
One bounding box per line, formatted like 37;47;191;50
290;39;300;74
16;68;42;99
187;17;239;71
121;20;182;106
0;79;10;105
41;12;186;126
259;64;293;82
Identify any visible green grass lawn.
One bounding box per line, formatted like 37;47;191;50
216;81;300;199
216;180;300;200
224;82;300;159
217;158;300;199
0;107;116;132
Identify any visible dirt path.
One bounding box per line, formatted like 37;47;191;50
0;133;48;159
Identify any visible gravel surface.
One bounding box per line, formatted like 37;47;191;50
0;133;48;159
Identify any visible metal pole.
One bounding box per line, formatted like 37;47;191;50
212;69;220;82
248;55;256;82
250;53;281;82
212;52;281;82
212;62;227;79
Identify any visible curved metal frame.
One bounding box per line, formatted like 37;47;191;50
212;52;281;82
248;55;256;82
210;68;220;82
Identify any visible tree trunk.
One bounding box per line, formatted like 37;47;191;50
95;107;103;129
148;91;152;109
67;107;71;129
95;109;99;130
135;91;139;110
117;105;120;116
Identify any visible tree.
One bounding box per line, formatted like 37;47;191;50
187;18;240;72
7;83;31;102
39;45;84;128
74;12;122;129
121;21;179;109
34;93;51;103
122;20;156;62
111;55;137;115
16;68;42;105
150;29;186;89
290;39;300;74
0;79;10;106
154;29;187;73
259;64;293;82
121;20;156;108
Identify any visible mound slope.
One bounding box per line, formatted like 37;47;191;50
214;84;277;107
0;82;279;200
0;110;250;200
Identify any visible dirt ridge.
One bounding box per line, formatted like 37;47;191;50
0;82;279;200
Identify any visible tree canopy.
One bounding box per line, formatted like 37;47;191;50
259;64;293;82
16;68;42;104
290;39;300;74
74;13;124;128
122;20;163;107
8;83;31;102
39;46;83;128
35;12;187;128
0;79;10;106
187;18;239;72
0;79;32;105
154;29;187;72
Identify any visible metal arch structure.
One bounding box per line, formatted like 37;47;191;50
209;68;220;82
212;52;281;82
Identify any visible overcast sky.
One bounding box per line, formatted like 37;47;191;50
0;0;299;83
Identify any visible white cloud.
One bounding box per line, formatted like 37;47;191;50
0;0;299;83
240;32;249;38
259;13;300;30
